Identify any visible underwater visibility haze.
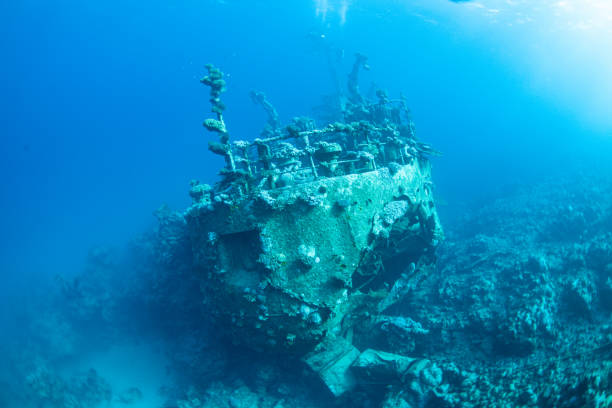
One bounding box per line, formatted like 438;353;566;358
1;0;612;407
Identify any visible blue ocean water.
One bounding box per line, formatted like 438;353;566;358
1;1;612;407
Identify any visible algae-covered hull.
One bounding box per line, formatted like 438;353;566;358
186;158;442;355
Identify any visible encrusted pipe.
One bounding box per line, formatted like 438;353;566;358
302;135;318;179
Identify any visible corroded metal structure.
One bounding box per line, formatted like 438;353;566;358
186;61;443;397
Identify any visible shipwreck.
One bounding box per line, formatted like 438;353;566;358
185;58;444;401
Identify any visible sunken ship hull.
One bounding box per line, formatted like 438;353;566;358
188;61;444;398
186;159;442;355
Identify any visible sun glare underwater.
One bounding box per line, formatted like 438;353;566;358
1;0;612;407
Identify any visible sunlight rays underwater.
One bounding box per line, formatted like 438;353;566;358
313;0;612;133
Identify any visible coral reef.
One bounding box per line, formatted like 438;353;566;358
25;366;112;408
396;175;612;407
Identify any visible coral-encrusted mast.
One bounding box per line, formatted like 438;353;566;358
201;64;236;173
